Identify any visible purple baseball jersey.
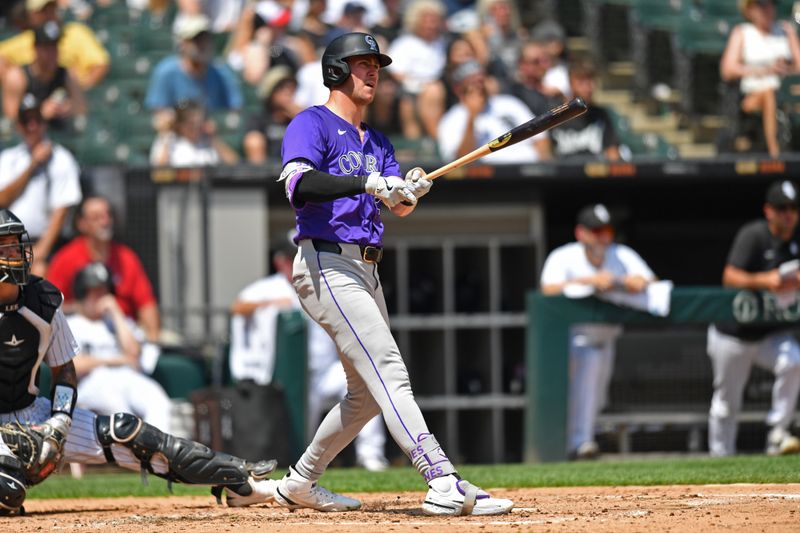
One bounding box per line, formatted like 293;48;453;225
281;105;401;247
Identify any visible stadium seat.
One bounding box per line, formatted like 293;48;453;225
629;0;687;100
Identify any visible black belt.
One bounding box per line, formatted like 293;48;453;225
311;239;383;264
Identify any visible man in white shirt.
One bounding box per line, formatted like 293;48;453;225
540;204;656;459
230;241;390;471
438;60;551;164
0;93;81;276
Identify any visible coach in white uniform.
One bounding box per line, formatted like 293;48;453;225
540;204;656;459
707;180;800;457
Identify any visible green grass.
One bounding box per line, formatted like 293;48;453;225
28;455;800;500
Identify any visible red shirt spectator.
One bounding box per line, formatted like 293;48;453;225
48;236;157;318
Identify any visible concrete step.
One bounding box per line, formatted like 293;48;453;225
628;110;680;134
661;129;695;145
594;89;633;107
602;61;635;90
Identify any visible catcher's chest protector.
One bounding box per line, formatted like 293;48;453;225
0;278;60;412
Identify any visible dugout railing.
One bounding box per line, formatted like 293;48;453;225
526;287;800;462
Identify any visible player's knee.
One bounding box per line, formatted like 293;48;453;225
96;413;145;445
0;456;27;516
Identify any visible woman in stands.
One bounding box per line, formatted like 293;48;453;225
721;0;800;157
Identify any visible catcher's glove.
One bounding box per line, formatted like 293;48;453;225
0;415;69;486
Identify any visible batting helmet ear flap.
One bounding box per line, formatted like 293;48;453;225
323;57;351;88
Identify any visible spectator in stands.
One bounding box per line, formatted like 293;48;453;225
145;14;242;135
386;0;448;140
225;0;300;86
540;204;656;460
323;0;386;29
1;21;87;129
68;262;172;432
417;35;493;141
150;99;240;167
531;19;571;99
230;240;390;472
550;58;620;161
509;40;563;117
707;180;800;457
0;0;110;89
326;2;371;42
0;93;81;277
47;195;162;343
464;0;526;87
438;60;551;164
174;0;245;34
296;0;332;58
244;66;301;163
720;0;800;158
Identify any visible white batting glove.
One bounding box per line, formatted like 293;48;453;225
404;167;432;199
365;172;417;208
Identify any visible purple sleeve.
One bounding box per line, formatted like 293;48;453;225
282;110;326;168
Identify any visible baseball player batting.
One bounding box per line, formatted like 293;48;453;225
272;32;513;516
0;210;276;516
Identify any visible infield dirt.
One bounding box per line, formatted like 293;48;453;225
7;483;800;532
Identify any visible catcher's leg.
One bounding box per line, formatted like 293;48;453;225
95;413;277;506
0;454;26;516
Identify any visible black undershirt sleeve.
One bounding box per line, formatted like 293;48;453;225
293;169;368;203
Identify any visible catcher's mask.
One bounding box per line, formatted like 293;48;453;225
0;209;32;286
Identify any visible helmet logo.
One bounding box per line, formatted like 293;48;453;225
365;35;378;51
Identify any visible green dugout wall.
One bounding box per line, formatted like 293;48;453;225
525;287;800;462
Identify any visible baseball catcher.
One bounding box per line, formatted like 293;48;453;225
0;209;276;515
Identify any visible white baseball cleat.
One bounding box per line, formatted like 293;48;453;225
421;474;514;516
273;466;361;512
356;454;390;472
223;478;277;507
766;427;800;456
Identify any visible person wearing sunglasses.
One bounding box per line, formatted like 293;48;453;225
707;180;800;457
540;203;656;460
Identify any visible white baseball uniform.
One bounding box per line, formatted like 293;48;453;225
540;241;656;453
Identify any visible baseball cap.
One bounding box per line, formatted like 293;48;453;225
73;262;114;299
766;180;799;207
26;0;55;12
18;93;42;117
452;59;484;84
34;21;62;46
173;14;211;41
531;20;566;44
257;65;295;101
576;203;613;229
344;2;367;16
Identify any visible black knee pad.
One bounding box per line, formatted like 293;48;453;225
0;455;26;516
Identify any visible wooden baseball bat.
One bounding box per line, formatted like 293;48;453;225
425;97;589;181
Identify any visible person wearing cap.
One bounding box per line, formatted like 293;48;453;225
463;0;527;86
66;262;172;434
145;13;242;135
707;180;800;457
531;19;571;99
0;92;81;276
1;19;86;128
243;66;301;163
540;204;656;459
0;0;109;89
720;0;800;158
438;59;551;164
549;58;620;161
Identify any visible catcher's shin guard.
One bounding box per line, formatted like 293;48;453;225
0;455;26;516
95;413;275;487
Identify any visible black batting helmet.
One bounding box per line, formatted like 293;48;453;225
0;209;32;286
321;32;392;88
73;262;115;300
